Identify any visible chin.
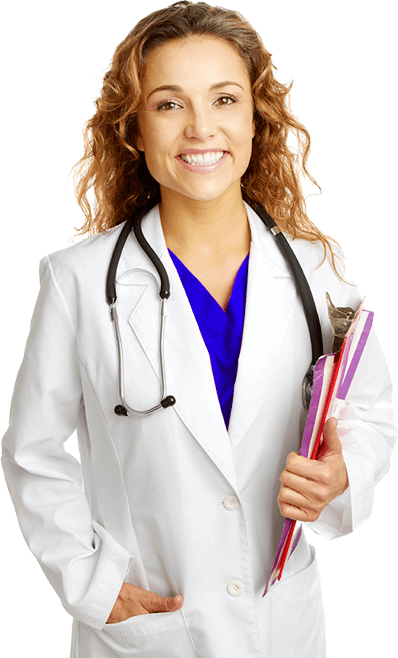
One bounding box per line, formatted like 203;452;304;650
167;180;241;204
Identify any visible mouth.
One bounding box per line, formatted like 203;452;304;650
176;150;229;172
179;151;225;166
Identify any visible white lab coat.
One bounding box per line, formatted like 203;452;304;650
2;203;396;658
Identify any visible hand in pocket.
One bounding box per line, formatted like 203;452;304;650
106;583;183;624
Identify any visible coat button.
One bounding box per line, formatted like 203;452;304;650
223;495;240;510
227;580;244;596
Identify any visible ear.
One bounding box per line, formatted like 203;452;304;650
252;118;256;139
136;134;145;152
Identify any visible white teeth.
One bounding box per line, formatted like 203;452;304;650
180;151;224;165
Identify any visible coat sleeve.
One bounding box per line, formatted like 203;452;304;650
1;256;133;630
306;256;396;540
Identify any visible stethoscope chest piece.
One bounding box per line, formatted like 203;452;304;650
114;394;176;417
106;202;324;418
302;365;315;411
106;201;177;418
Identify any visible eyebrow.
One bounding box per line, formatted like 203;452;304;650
146;81;245;101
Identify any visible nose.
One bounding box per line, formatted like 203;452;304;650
184;105;216;141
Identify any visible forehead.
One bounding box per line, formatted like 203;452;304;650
141;36;251;91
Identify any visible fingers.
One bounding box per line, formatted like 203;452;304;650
278;478;326;522
285;451;328;482
107;583;183;624
280;468;330;501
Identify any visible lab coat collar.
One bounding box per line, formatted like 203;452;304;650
123;203;293;485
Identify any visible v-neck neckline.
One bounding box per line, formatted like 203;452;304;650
168;248;249;362
168;248;250;428
168;249;249;316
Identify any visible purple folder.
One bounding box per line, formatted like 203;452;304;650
263;301;374;595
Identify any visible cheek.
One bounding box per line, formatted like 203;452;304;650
238;121;255;162
141;121;174;161
233;112;255;149
141;138;176;186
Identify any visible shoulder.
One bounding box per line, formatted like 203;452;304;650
247;203;346;282
285;234;362;313
40;222;127;283
284;233;342;277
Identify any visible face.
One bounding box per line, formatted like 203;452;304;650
136;36;255;205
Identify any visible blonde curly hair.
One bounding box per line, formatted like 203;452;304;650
73;1;341;272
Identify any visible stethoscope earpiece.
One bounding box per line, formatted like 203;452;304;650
161;396;176;409
107;203;324;418
114;397;176;417
114;405;128;416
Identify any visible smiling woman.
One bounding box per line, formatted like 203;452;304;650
135;36;255;208
65;1;337;271
2;2;396;658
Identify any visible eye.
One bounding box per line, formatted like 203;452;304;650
155;100;182;111
214;95;237;106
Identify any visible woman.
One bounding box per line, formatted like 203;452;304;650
2;2;395;657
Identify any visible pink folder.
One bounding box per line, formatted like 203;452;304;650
263;300;374;595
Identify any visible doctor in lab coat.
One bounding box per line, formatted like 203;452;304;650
2;3;396;657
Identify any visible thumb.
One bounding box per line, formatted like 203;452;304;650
318;417;341;459
149;593;183;613
162;594;184;612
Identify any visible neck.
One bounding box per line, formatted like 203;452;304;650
159;185;251;258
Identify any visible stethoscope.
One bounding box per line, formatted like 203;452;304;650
106;199;324;418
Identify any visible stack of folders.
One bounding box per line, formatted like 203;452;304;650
264;296;374;596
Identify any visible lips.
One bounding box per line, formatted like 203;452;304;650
178;148;227;155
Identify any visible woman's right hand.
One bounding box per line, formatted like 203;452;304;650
106;583;183;624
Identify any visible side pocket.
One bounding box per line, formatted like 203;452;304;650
270;546;326;658
76;608;198;658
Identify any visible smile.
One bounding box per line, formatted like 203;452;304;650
179;151;224;166
176;151;229;173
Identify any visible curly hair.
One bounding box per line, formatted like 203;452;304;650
73;1;341;272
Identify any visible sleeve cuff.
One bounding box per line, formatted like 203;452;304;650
306;449;375;539
94;544;134;631
61;520;134;630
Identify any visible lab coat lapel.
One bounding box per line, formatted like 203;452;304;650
123;203;294;477
227;205;294;449
126;206;238;490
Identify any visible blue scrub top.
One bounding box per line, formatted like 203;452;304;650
168;249;249;428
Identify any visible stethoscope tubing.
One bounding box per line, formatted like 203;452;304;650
110;297;173;416
107;198;175;416
253;206;324;409
106;201;324;416
253;206;324;366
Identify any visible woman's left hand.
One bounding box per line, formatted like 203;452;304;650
277;417;349;522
